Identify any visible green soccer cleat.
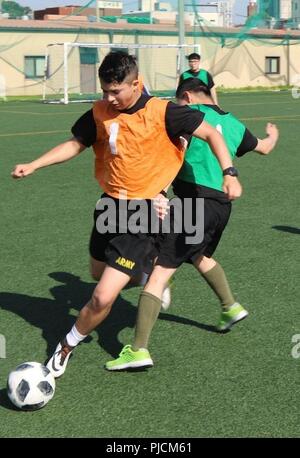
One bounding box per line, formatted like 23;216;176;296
216;303;248;332
105;345;153;371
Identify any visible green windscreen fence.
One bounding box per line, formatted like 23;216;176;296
186;0;300;91
1;0;300;100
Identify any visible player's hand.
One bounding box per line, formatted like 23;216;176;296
222;176;242;201
11;163;36;179
179;136;188;151
266;122;279;141
152;193;170;220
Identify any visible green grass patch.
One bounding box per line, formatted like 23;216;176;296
0;93;299;437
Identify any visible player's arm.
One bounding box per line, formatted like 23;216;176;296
192;120;242;200
254;123;279;155
236;123;279;158
11;138;86;179
12;109;96;179
210;86;218;106
207;73;218;105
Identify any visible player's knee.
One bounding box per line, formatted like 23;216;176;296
90;290;113;313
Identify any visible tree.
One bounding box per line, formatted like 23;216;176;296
2;1;32;19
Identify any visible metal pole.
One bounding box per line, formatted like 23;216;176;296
287;37;290;86
149;0;154;24
96;0;99;22
178;0;185;75
63;42;69;104
42;45;49;102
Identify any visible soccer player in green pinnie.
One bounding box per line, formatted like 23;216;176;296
106;77;279;371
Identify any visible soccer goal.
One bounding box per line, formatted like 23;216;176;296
42;42;201;104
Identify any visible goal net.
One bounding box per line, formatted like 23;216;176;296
42;42;201;104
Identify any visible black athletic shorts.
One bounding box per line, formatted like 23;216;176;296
89;194;159;276
156;188;232;269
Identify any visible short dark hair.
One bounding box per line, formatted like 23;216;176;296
176;78;211;99
98;51;138;83
187;53;201;61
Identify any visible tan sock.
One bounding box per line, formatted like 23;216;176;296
201;262;235;310
133;291;162;351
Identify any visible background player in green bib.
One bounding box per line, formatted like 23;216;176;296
105;78;279;371
178;52;218;105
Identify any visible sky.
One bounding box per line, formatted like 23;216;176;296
16;0;249;24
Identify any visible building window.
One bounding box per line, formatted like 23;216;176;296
265;57;280;75
25;56;45;79
79;47;99;65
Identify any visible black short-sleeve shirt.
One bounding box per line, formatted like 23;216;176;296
71;95;204;148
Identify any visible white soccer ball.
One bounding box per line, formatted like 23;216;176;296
7;361;55;411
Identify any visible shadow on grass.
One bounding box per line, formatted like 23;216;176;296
272;225;300;235
0;272;217;362
0;388;19;411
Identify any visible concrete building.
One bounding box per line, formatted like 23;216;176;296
124;10;224;27
34;3;123;20
98;1;123;8
138;1;172;11
137;1;173;12
248;0;300;28
292;0;300;27
0;18;299;97
259;0;280;19
259;0;293;21
280;0;292;19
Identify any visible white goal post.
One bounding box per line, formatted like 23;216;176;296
42;42;201;104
